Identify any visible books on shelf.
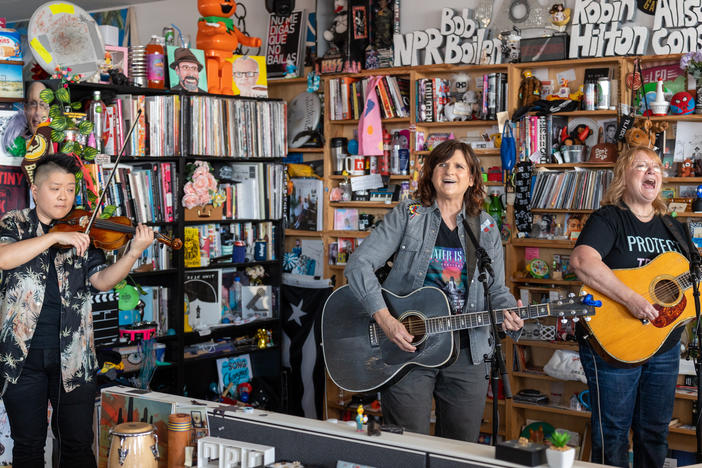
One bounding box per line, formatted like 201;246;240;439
182;222;278;268
416;73;507;122
188;96;286;158
112;94;182;156
221;163;284;220
530;169;614;210
329;75;409;120
288;178;323;231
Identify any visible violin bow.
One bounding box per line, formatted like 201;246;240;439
83;108;143;234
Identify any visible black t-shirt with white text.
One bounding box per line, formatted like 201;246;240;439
575;204;684;355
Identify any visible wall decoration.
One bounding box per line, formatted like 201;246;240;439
229;55;268;97
166;46;208;93
393;8;504;67
266;10;306;78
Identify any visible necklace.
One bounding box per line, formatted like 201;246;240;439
630;207;655;220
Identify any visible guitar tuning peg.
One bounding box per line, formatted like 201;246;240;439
568;292;576;298
572;317;579;323
560;318;568;324
584;316;591;321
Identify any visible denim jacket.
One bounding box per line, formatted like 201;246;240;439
345;199;518;365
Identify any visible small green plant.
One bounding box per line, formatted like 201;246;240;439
39;86;97;160
549;430;571;448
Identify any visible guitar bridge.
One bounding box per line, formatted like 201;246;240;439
369;323;379;347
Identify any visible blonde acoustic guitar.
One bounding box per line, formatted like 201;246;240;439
580;250;695;364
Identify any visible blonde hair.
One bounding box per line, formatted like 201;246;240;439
601;146;667;215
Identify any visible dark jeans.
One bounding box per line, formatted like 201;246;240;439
579;339;679;468
3;347;97;468
380;347;489;442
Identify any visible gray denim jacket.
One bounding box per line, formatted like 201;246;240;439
345;198;518;365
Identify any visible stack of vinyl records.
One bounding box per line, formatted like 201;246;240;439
129;45;147;87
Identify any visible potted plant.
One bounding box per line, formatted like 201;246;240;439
545;430;575;468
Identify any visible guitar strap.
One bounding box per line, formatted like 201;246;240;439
663;214;702;268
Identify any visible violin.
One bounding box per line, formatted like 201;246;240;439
51;209;183;251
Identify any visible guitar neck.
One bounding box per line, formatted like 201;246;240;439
424;303;551;334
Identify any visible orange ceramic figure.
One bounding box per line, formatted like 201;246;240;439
197;0;262;95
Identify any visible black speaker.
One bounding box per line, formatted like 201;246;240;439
265;0;295;17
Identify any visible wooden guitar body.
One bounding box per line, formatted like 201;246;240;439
580;251;693;364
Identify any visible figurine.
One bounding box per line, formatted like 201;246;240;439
681;158;695;177
284;58;297;78
518;70;541;108
670;91;695;115
323;0;349;54
355;404;368;431
197;0;262;94
549;3;571;33
373;0;393;51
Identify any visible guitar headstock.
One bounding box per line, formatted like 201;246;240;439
547;294;599;322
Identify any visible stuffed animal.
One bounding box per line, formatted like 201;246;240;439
518;70;541;108
323;0;349;53
197;0;262;95
681;158;695;177
670;91;695;115
624;118;669;148
561;124;592;146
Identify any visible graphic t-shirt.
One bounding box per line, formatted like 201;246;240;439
424;220;470;348
576;204;684;354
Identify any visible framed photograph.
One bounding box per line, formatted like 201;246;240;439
602;119;618;144
104;45;127;78
0;62;22;99
229;55;268;97
166;46;207;93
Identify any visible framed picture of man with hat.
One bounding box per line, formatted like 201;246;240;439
166;46;208;93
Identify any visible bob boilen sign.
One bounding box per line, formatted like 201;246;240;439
570;0;702;58
393;8;503;66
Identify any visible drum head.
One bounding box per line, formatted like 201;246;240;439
111;422;154;435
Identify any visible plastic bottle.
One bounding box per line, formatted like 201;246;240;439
380;128;391;176
390;131;401;175
87;90;105;153
487;192;504;229
232;277;242;317
146;35;165;89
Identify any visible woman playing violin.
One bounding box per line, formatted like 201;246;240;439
0;154;154;467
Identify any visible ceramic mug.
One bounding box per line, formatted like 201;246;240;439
344;155;365;176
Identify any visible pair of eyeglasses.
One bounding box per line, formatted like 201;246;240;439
234;71;258;78
632;161;662;174
27;100;50;111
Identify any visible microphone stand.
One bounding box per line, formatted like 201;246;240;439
683;223;702;462
475;246;512;446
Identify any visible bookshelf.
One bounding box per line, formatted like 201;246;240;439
69;83;286;400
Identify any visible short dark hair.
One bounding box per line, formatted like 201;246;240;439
413;139;485;216
33;154;80;185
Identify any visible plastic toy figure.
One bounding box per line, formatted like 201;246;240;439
355;404;368;431
197;0;262;95
549;3;571;33
323;0;348;53
284;58;297;78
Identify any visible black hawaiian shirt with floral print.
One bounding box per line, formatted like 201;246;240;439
0;208;106;392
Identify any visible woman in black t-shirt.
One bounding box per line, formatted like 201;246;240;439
571;146;686;468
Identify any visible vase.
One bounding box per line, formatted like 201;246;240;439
546;447;575;468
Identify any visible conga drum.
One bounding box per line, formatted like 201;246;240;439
107;422;159;468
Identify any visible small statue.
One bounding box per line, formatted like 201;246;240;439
373;0;393;50
518;70;541;108
549;3;571;33
355;404;368;431
284;58;297;78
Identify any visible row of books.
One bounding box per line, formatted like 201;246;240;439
517;114;568;162
183;222;278;268
530;169;614;210
215;162;285;221
83;162;177;223
416;73;508;122
189;97;286;158
107;94;183;156
328;75;410;120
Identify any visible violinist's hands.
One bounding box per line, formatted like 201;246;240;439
128;224;155;256
502;299;525;332
373;308;416;352
51;231;91;257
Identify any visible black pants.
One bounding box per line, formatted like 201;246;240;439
3;347;97;468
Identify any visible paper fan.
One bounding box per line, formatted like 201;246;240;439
28;1;105;79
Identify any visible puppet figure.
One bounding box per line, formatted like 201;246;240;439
197;0;262;95
549;4;571;33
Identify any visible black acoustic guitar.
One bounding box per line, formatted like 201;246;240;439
321;285;596;393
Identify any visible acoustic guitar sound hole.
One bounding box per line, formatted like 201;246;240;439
653;279;680;304
401;314;426;345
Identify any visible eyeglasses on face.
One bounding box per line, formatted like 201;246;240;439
632;160;662;174
234;71;258;78
27;100;50;111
